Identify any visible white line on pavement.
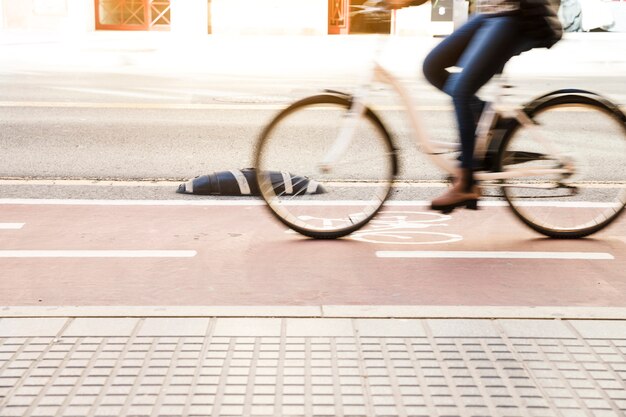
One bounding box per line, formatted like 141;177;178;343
0;198;265;206
376;251;614;260
0;179;179;187
0;101;451;111
0;223;24;230
0;250;197;258
0;199;621;208
0;101;285;110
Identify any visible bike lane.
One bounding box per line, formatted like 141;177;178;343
0;200;624;307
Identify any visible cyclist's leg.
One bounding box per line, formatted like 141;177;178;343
431;15;528;212
422;14;483;90
443;15;525;170
422;14;487;124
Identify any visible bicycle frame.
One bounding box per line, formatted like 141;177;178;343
320;43;572;185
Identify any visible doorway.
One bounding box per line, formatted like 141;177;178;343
95;0;171;30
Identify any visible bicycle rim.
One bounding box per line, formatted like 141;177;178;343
254;95;396;239
499;98;626;238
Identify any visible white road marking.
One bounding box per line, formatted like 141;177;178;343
0;250;197;258
385;200;623;208
0;199;621;208
376;251;614;260
2;179;622;190
2;100;626;112
0;101;286;110
352;231;463;245
0;179;179;187
0;101;451;111
0;223;24;230
0;198;265;206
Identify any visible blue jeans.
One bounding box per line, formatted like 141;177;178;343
423;13;532;169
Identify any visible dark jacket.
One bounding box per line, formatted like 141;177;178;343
519;0;563;48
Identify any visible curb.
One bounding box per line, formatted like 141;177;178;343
2;305;626;319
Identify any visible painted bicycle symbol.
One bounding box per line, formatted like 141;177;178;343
291;210;463;245
349;210;463;245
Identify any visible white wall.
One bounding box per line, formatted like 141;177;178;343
66;0;95;32
211;0;327;35
170;0;208;36
393;4;431;36
1;0;93;32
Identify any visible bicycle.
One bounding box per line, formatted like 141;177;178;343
253;32;626;240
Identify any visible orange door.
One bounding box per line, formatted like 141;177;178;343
95;0;171;31
328;0;350;34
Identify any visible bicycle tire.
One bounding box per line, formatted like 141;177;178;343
254;93;397;239
497;92;626;238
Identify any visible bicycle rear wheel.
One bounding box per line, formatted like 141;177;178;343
254;94;397;239
497;92;626;238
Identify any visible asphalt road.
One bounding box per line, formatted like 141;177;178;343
1;69;625;307
1;70;625;200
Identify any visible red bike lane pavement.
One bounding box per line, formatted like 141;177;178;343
0;200;624;307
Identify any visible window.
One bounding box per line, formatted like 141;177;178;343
95;0;171;31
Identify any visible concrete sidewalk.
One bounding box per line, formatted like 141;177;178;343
1;307;626;417
0;30;625;78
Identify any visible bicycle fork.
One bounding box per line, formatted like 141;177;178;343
317;58;391;174
318;91;370;174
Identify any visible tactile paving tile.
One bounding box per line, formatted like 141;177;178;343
0;319;625;417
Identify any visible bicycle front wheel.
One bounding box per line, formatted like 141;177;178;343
254;94;397;239
498;92;626;238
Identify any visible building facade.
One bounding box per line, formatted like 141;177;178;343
1;0;624;35
0;0;445;35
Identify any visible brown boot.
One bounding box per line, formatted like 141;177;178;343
431;168;480;214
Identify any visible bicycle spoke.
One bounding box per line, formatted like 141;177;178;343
282;177;310;199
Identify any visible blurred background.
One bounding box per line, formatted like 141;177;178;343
0;0;624;37
1;0;624;193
